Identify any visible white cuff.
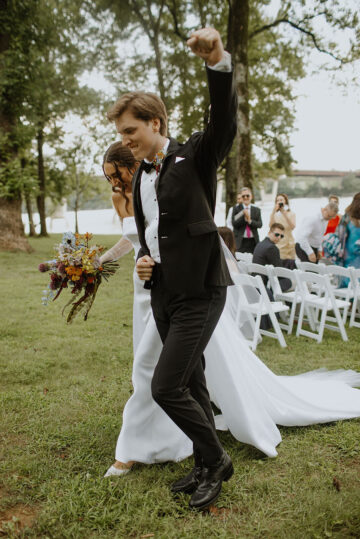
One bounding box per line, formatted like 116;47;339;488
207;51;232;72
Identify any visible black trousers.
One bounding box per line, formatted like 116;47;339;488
150;265;226;467
238;237;256;254
295;243;319;263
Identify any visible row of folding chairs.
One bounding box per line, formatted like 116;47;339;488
231;259;360;350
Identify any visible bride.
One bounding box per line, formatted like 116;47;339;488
101;141;360;476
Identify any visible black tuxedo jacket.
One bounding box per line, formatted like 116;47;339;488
253;237;283;268
231;204;262;250
132;67;237;295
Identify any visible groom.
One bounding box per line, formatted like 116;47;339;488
107;28;237;510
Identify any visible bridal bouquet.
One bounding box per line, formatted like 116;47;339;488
39;232;118;323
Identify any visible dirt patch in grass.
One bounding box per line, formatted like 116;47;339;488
0;503;39;536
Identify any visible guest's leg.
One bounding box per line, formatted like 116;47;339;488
295;242;310;261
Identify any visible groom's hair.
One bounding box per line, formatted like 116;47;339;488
107;91;168;136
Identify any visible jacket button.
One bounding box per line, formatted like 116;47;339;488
160;212;168;216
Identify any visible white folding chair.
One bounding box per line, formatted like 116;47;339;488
231;272;289;350
349;268;360;328
297;261;327;274
237;260;249;274
267;266;305;334
322;265;353;323
294;271;350;343
247;262;272;281
235;252;253;263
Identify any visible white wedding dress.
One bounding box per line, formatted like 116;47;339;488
113;217;360;462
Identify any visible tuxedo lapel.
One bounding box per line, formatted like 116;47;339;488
155;137;182;193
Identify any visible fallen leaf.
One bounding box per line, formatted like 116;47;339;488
333;477;341;491
43;388;49;395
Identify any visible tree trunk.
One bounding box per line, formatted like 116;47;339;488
0;197;32;252
36;128;48;236
226;0;253;195
224;152;238;215
24;191;36;236
74;168;79;234
0;0;31;252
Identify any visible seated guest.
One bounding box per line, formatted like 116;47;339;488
232;187;262;253
325;194;341;234
253;223;296;292
218;226;236;257
295;201;338;263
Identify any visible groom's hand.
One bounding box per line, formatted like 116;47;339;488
136;255;155;280
187;28;225;66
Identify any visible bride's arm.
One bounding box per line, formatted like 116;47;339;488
100;192;134;263
100;236;133;264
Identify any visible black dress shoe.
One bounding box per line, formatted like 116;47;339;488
171;466;203;494
189;452;233;510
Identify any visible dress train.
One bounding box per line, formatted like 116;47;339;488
112;217;360;462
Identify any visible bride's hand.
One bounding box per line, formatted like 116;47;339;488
136;255;155;280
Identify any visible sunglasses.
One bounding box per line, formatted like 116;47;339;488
274;233;284;238
242;194;251;198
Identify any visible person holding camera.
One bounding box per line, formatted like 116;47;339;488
269;193;296;259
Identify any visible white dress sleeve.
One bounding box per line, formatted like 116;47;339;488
100;237;133;264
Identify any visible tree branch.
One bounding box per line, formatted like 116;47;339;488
250;14;349;64
165;0;188;42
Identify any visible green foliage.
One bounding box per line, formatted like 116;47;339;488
1;236;360;537
279;173;360;199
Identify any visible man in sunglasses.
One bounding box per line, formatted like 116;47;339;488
253;223;296;292
232;187;262;253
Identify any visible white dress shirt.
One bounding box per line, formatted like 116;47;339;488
140;53;232;263
295;210;327;255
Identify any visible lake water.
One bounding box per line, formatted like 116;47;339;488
22;196;352;241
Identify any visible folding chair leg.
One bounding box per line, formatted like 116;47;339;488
251;313;262;351
267;310;287;347
317;306;328;343
296;302;305;337
331;304;348;341
287;301;297;334
350;297;360;328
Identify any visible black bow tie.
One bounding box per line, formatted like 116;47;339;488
142;161;156;174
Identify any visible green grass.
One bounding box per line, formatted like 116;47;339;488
1;235;360;538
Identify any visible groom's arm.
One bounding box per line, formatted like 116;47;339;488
187;28;237;170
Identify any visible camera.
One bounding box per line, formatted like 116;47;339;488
278;202;284;208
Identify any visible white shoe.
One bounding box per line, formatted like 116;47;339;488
104;465;131;478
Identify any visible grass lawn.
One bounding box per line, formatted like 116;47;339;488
1;235;360;538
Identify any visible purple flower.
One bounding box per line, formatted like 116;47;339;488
38;263;49;272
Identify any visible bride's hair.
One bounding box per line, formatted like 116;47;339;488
102;142;138;212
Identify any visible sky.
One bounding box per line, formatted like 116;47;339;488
289;65;360;172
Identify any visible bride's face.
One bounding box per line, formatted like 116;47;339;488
104;162;133;192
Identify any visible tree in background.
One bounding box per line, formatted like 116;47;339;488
98;0;360;213
0;0;102;249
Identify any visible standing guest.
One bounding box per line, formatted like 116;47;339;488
323;192;360;273
295;202;338;263
226;193;242;230
107;27;237;511
269;193;296;259
218;226;236;257
232;187;262;253
253;223;296;292
325;194;341;234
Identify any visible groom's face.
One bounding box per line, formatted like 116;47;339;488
115;110;160;162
